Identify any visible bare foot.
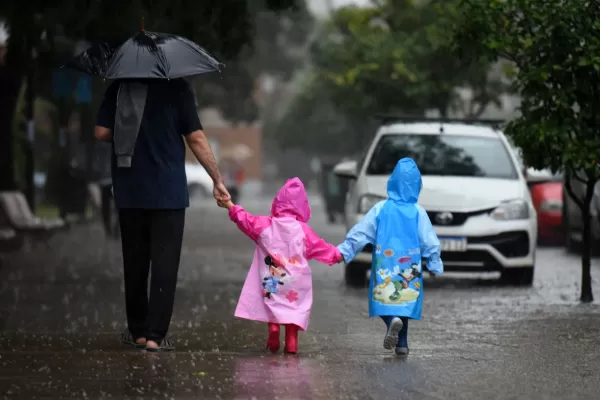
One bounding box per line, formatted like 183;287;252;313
146;340;159;349
135;337;147;346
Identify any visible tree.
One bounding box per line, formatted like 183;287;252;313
451;0;600;302
0;0;300;190
265;72;375;156
192;1;315;123
309;0;505;118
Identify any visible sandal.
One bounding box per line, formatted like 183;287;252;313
120;329;146;348
145;337;175;352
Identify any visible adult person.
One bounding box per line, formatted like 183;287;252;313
94;78;230;351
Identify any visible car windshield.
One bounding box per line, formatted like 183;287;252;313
366;134;518;179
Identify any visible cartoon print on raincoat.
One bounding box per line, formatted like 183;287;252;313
337;158;443;320
262;255;296;299
372;260;421;305
228;178;342;331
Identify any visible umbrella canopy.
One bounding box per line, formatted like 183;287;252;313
62;31;224;79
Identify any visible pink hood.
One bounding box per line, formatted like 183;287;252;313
270;178;311;222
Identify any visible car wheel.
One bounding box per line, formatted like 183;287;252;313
501;266;534;286
345;262;369;287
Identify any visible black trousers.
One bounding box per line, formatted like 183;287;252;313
118;209;186;342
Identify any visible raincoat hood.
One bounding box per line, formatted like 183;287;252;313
270;178;311;222
387;158;422;203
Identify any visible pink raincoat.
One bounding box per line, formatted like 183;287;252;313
230;178;341;331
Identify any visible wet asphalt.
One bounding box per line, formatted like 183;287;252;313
1;195;600;399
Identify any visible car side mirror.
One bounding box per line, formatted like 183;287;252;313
333;160;358;180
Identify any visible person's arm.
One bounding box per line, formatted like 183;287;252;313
185;130;223;185
178;80;224;185
302;224;342;266
94;126;113;142
227;204;271;242
337;200;384;264
94;82;119;142
416;205;443;275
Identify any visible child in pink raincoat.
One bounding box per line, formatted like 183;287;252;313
219;178;342;354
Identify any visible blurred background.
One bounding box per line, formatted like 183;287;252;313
0;0;520;220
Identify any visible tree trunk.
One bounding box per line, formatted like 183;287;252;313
580;180;595;303
0;53;23;191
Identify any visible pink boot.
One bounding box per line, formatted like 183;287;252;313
266;323;281;353
284;324;299;354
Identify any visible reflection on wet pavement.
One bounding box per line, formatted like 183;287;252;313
1;198;600;399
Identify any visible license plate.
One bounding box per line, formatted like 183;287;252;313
439;237;467;252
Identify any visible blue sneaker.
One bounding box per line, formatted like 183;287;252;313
383;317;403;350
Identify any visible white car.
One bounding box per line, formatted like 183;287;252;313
185;162;213;200
334;118;538;286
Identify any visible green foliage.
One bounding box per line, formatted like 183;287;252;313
451;0;600;303
0;0;306;122
265;72;376;156
193;2;315;122
0;0;300;58
451;0;600;182
309;0;504;118
268;0;504;155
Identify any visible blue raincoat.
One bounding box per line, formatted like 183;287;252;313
337;158;443;320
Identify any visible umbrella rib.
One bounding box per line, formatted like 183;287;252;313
147;32;170;78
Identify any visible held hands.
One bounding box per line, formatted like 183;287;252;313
217;199;234;210
335;250;345;265
213;181;231;204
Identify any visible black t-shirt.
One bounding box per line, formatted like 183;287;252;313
96;79;202;209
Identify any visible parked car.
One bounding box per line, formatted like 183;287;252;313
561;171;600;252
319;159;350;224
185;162;213;201
334;117;537;286
513;151;564;244
531;181;564;244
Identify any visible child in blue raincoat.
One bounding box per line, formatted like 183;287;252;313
337;157;443;355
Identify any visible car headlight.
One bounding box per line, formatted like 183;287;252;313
490;199;530;220
540;199;562;213
357;194;386;214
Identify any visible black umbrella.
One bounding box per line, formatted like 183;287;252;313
62;28;224;79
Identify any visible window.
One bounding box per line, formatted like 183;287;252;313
366;134;518;179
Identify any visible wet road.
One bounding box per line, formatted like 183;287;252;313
1;195;600;399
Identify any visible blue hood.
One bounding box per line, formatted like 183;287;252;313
387;158;422;203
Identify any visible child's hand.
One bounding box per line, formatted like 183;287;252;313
218;200;234;209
